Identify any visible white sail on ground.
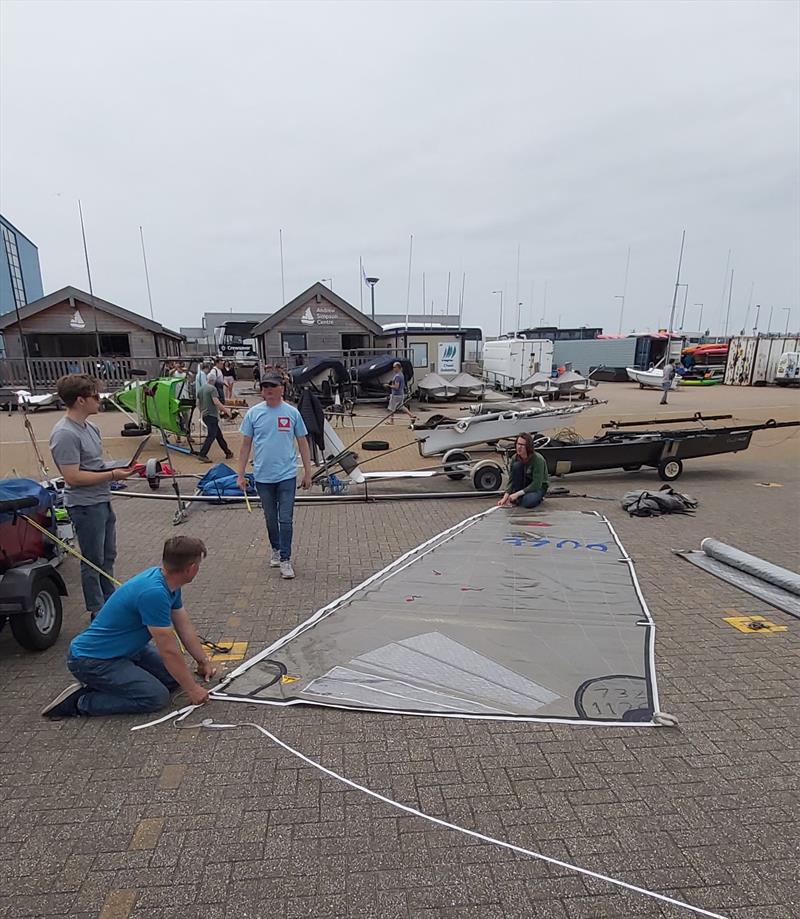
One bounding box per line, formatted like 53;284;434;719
214;507;660;725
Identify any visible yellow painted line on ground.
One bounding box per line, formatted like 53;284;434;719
723;614;787;634
208;640;249;662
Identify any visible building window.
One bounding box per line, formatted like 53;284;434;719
409;342;428;368
281;332;307;355
2;225;27;310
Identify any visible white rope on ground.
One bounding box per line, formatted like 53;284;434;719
194;717;729;919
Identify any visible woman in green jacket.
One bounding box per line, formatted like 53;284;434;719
497;433;549;508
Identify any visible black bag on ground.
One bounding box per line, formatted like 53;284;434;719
622;485;698;517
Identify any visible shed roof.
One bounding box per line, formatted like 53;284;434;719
250;283;383;336
0;285;185;340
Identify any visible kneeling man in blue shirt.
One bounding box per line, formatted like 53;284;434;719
42;536;216;719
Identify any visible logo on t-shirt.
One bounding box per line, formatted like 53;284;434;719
277;416;291;431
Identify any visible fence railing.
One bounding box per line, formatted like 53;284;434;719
0;357;166;392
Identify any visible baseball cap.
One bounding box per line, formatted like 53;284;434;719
260;372;284;386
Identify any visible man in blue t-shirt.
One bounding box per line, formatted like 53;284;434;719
236;372;312;579
41;536;216;719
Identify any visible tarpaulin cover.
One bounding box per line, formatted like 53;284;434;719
196;464;256;498
0;479;53;520
677;538;800;619
216;508;659;724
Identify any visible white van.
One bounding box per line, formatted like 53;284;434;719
775;352;800;386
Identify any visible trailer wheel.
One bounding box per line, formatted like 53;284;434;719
443;449;470;480
638;383;645;390
657;457;683;481
472;463;503;492
362;440;390;451
623;464;642;472
9;579;63;651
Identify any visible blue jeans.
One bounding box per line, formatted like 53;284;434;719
69;502;117;613
519;489;546;508
255;478;297;561
67;644;178;716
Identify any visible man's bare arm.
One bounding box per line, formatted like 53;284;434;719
148;626;207;703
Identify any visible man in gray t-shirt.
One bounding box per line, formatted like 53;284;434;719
49;375;137;618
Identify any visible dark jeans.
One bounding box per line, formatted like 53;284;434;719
69;502;117;613
510;463;546;508
199;414;230;457
518;489;546;508
68;644;178;716
255;477;297;560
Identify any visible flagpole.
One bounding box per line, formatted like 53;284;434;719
139;225;155;320
404;235;413;356
279;229;285;303
78;199;102;358
359;256;364;312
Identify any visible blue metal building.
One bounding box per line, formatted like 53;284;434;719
0;215;44;317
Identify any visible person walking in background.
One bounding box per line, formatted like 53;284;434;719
660;359;677;405
497;433;549;509
49;374;138;619
222;360;237;401
196;379;235;464
236;372;312;579
207;357;225;403
386;361;415;425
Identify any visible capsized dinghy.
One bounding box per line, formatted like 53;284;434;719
519;372;559;398
418;372;458;402
414;401;595;456
449;372;485;399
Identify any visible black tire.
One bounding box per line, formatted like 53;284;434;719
443;449;470;480
362;440;390;451
0;615;6;634
638;383;645;389
657;457;683;482
121;425;151;437
623;464;642;472
9;579;63;651
473;463;503;492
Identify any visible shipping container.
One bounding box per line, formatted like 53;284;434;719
724;336;800;386
551;336;678;376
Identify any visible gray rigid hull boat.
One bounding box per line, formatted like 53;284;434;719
418;372;459;402
449;372;486;399
556;370;597;398
519;372;560;398
414;401;594;457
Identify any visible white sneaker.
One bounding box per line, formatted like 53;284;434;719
279;560;295;579
269;549;281;568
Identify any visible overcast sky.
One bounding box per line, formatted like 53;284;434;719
2;0;798;336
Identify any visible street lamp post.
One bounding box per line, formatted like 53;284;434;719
752;304;761;336
492;290;504;336
766;305;774;334
365;277;379;320
782;307;791;335
320;277;333;290
516;301;523;336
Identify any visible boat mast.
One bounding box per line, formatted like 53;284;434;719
666;230;686;363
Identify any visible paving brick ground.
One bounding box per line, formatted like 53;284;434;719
1;387;799;919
